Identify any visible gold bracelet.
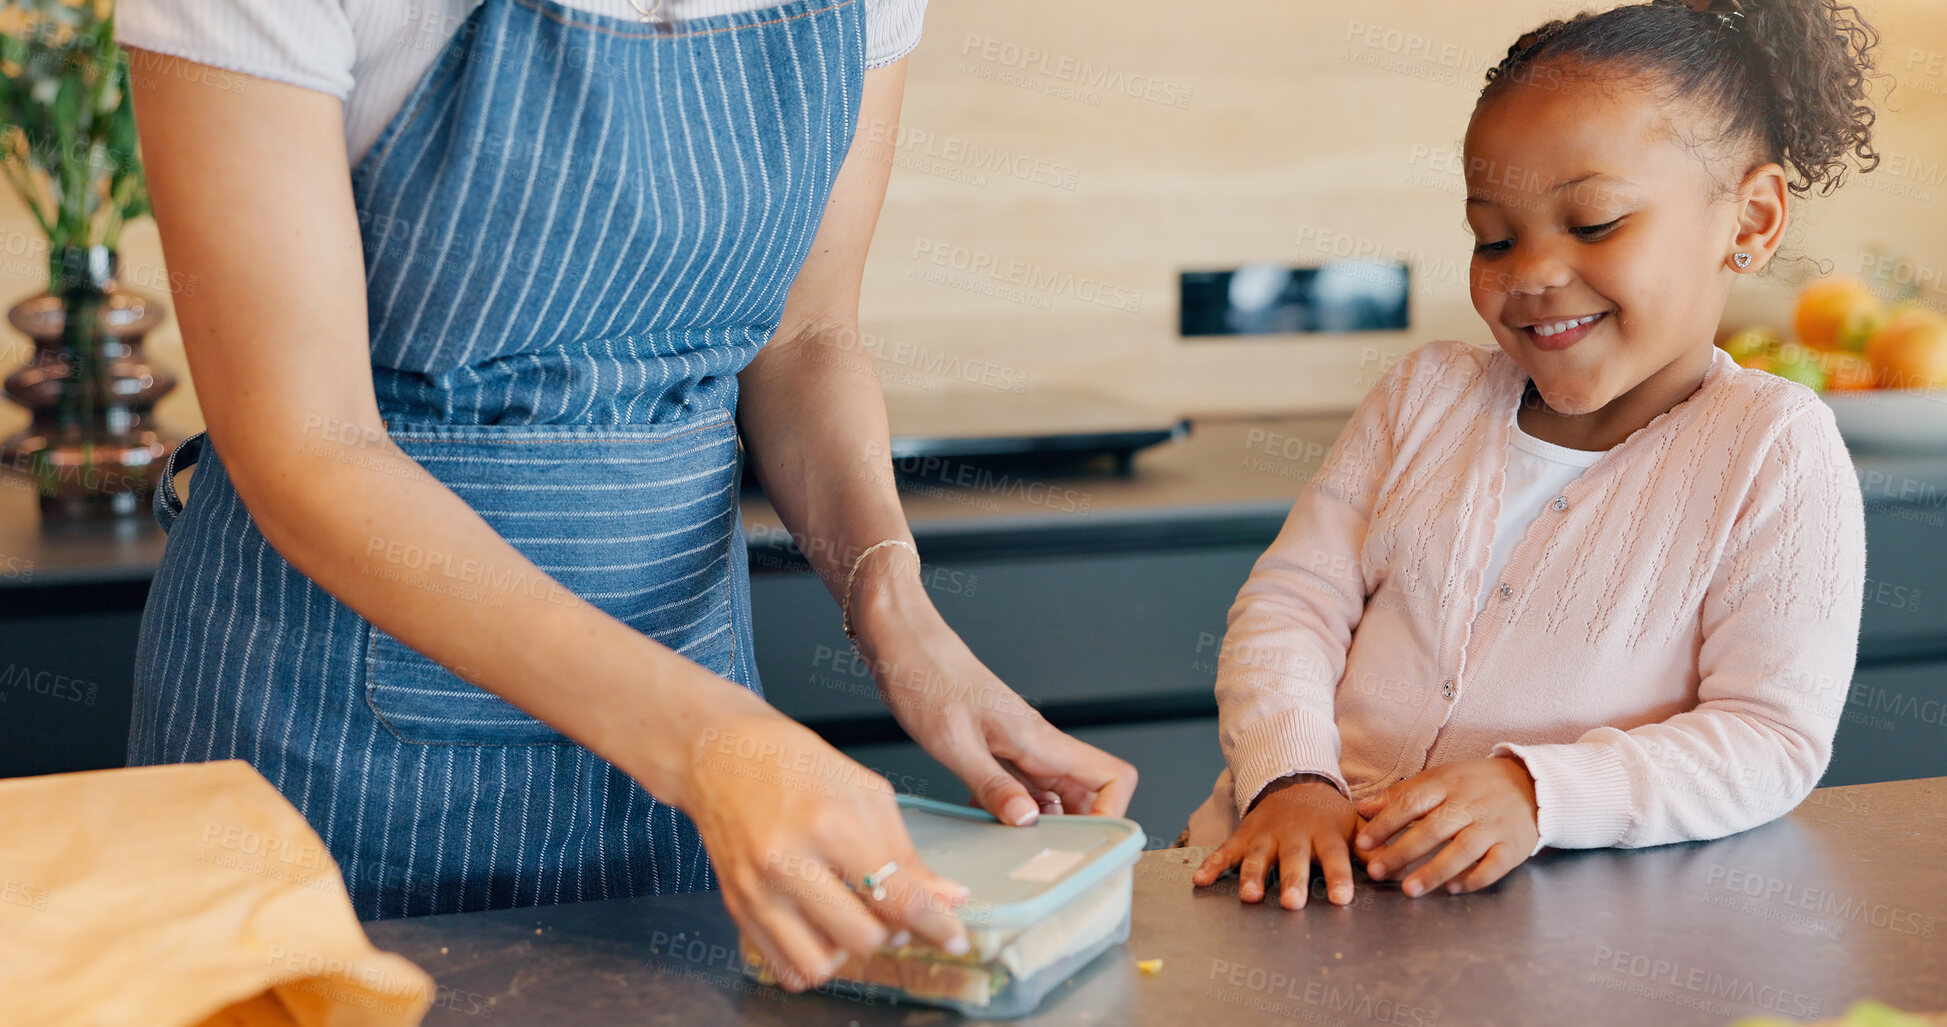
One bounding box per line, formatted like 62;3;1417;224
841;539;919;643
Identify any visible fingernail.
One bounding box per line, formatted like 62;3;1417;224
1003;796;1038;826
1368;862;1385;879
888;930;911;949
1447;882;1461;895
945;935;970;957
1356;833;1372;848
823;949;850;977
946;880;971;901
1404;880;1422;897
1331;886;1351;905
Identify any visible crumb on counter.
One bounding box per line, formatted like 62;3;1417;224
1137;958;1163;976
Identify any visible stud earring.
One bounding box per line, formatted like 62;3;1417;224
1733;252;1753;270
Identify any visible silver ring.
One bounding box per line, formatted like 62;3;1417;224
860;860;899;901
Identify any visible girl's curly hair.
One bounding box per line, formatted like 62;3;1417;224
1481;0;1880;197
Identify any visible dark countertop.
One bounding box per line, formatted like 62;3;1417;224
1;416;1355;591
363;776;1947;1027
6;413;1947;590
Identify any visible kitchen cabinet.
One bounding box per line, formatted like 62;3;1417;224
1824;660;1947;786
3;417;1944;815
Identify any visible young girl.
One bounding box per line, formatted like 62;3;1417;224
1188;0;1876;908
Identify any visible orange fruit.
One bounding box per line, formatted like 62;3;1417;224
1794;277;1885;352
1864;308;1947;391
1818;350;1876;391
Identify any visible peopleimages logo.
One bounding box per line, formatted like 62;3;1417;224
909;239;1144;314
1704;864;1938;937
1590;945;1821;1019
959;34;1194;109
0;664;97;705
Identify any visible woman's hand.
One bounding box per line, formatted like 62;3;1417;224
1353;756;1540;896
853;584;1137;826
1191;775;1363;908
678;694;973;992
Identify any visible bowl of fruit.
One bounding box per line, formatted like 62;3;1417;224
1721;277;1947;456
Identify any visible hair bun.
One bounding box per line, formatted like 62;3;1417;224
1481;0;1881;197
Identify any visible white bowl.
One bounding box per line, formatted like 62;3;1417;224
1823;390;1947;456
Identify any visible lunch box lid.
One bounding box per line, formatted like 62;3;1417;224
896;795;1145;929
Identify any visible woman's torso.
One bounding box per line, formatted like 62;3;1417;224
126;0;874;919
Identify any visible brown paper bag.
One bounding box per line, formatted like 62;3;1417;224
0;760;434;1026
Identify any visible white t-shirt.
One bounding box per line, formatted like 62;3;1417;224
1473;418;1605;617
115;0;929;166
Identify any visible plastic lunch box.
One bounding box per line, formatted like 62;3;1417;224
741;794;1145;1019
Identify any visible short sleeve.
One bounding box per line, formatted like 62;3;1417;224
864;0;927;69
115;0;357;101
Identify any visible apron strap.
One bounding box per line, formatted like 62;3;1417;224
153;431;207;534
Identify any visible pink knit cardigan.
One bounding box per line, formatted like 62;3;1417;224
1205;338;1866;850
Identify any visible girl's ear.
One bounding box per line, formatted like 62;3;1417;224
1729;163;1789;273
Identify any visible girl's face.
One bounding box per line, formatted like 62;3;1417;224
1463;71;1744;419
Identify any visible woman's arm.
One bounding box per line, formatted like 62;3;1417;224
737;63;1137;825
128;52;733;815
131;54;970;985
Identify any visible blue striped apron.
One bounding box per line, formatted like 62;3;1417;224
129;0;865;920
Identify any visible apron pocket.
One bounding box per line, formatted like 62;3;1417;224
364;412;744;746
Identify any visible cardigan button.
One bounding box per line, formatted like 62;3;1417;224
1440;680;1456;700
1498;582;1514;598
1552;495;1568;511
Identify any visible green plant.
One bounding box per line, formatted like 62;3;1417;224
0;0;147;283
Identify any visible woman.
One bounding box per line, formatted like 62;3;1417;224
118;0;1135;992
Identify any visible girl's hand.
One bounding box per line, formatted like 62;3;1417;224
1191;776;1364;909
680;699;972;993
1353;756;1540;896
858;603;1137;825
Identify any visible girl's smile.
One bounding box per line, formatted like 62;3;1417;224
1520;310;1610;350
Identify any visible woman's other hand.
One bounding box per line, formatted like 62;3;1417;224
852;585;1137;826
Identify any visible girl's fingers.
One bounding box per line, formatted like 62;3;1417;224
1356;782;1447;852
1277;838;1314;910
1314;833;1357;907
1401;828;1492;898
1449;842;1520;895
1237;835;1277;903
1365;802;1469;880
1192;834;1245;886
